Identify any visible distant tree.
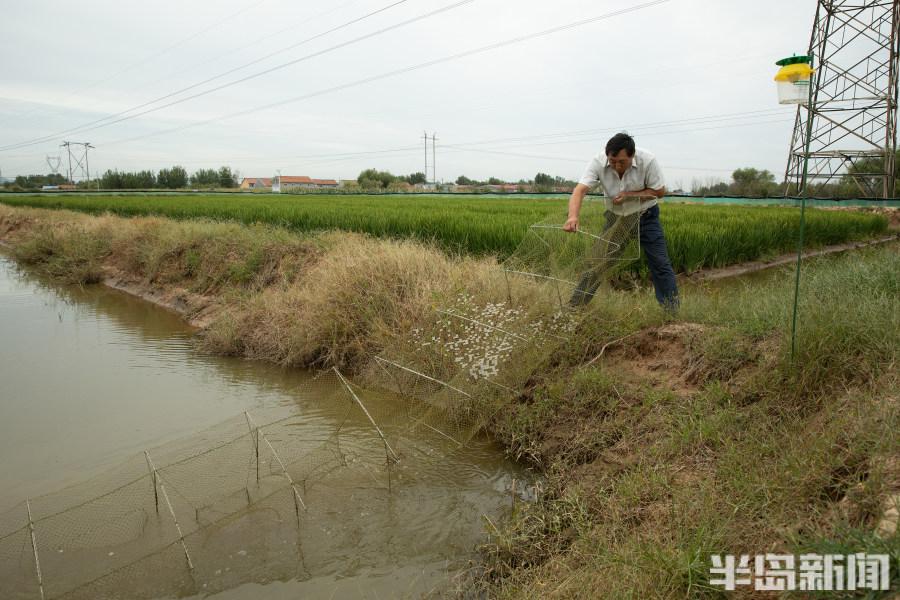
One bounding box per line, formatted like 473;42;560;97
190;168;219;186
731;168;778;196
101;169;155;189
487;177;503;185
405;172;427;185
357;168;397;189
12;173;67;189
133;170;156;188
691;177;730;196
217;166;237;188
690;169;778;197
158;165;188;189
456;175;475;185
534;172;553;186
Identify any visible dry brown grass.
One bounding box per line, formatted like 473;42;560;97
200;231;504;369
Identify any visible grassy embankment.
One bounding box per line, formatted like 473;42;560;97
0;203;897;598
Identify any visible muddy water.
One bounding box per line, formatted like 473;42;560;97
0;255;524;598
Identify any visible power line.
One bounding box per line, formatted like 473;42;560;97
207;112;792;174
440;117;793;164
3;107;788;179
0;0;467;152
437;108;792;149
125;108;792;164
0;0;270;130
63;110;789;175
125;0;366;101
49;0;676;151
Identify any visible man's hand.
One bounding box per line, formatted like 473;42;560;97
565;183;589;233
612;192;627;205
614;189;665;205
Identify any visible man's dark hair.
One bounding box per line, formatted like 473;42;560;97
605;132;635;157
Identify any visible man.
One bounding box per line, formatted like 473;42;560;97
564;132;679;309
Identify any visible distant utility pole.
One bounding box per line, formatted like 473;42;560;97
60;141;94;185
423;131;430;183
423;131;438;184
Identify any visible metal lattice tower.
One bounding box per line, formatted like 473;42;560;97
60;141;94;185
784;0;900;198
46;155;62;177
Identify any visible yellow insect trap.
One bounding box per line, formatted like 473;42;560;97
774;55;814;105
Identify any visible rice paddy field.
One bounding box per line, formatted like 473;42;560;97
0;193;890;273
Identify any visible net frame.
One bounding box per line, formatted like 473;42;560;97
501;200;644;307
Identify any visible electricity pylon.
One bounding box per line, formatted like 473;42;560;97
784;0;900;198
46;155;62;177
61;141;94;185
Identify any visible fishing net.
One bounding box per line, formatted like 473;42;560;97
501;199;642;306
0;376;410;600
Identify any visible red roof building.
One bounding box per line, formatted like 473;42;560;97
239;177;272;190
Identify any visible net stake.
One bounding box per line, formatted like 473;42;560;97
244;412;307;516
144;451;194;571
244;412;260;483
143;451;159;514
333;367;399;464
25;500;45;600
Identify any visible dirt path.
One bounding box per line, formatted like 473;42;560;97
680;234;899;283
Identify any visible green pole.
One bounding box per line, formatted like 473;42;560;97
790;54;815;364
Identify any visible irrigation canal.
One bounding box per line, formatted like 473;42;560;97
0;254;524;598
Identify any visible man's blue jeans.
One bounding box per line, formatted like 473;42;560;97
569;204;679;309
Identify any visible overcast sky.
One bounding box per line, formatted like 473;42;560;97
0;0;814;188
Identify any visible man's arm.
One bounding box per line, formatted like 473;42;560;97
563;183;590;232
612;186;666;204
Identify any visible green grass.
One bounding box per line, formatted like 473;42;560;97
485;245;899;598
0;193;889;274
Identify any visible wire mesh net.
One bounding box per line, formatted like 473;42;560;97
0;378;410;599
501;200;642;306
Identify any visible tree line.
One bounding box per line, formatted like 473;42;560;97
5;158;899;197
102;166;239;189
692;153;900;198
2;166;239;190
352;169;577;192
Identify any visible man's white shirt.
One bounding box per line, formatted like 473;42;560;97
578;147;665;216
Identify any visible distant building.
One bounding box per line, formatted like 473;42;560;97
272;175;339;193
239;177;272;190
